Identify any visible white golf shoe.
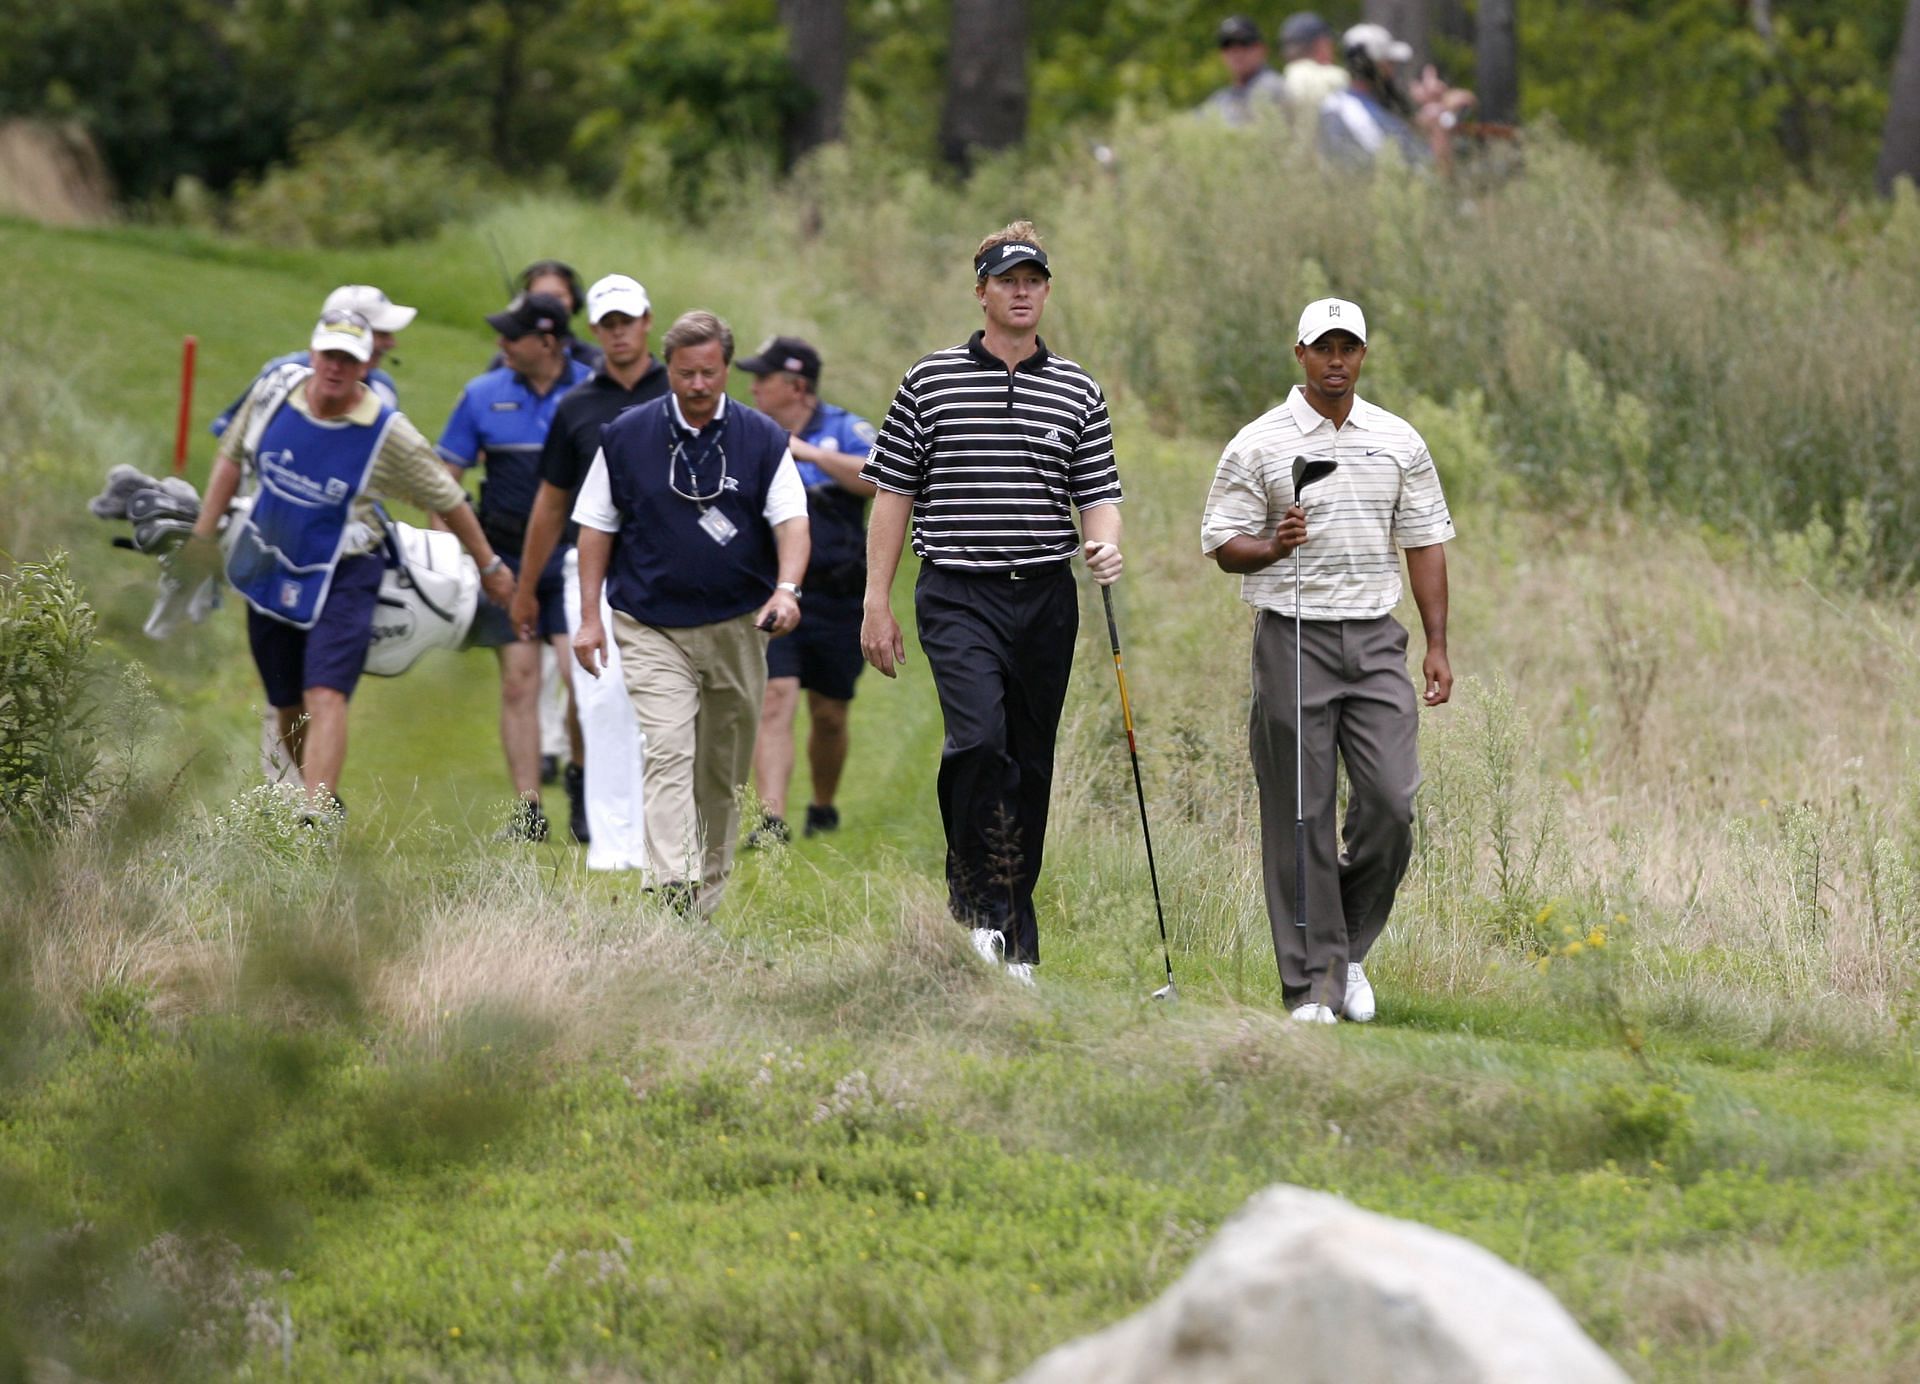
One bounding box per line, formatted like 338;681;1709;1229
1291;1002;1338;1024
969;927;1005;966
1005;962;1036;988
1343;963;1377;1023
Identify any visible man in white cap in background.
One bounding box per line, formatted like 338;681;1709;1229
185;308;513;815
513;273;668;863
210;285;417;437
1321;23;1474;170
1201;297;1454;1025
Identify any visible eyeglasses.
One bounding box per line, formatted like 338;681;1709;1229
667;420;729;505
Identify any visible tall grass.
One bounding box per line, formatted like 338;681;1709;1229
751;122;1920;580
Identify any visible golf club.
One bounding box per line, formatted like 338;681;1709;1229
1100;583;1176;1001
1289;455;1339;935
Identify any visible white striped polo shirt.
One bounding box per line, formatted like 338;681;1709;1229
1201;386;1454;619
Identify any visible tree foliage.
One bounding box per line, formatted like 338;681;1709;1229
0;0;1908;209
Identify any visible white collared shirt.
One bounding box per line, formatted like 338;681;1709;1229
573;392;807;532
1201;386;1454;619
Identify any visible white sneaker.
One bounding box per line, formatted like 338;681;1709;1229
969;927;1005;966
1005;962;1036;988
1343;963;1376;1023
1291;1002;1338;1024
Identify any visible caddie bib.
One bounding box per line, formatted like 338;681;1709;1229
227;382;395;629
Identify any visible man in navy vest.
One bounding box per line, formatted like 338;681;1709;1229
439;292;595;840
187;308;514;814
571;311;810;914
736;335;876;847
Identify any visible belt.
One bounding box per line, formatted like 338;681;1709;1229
935;561;1071;582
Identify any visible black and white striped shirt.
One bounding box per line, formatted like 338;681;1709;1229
863;332;1123;571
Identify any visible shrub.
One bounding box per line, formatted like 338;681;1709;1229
226;132;485;248
0;555;100;831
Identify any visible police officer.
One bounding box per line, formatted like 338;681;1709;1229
438;292;594;839
737;335;877;846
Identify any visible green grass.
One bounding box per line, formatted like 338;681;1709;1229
4;187;1920;1382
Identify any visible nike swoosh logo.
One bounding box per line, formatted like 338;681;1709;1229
1365;449;1385;456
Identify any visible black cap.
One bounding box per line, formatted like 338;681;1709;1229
1217;15;1262;47
1280;12;1332;47
973;240;1051;279
485;292;573;340
737;334;822;384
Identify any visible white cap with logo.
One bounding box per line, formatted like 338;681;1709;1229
1296;297;1368;346
311;308;376;362
322;284;417;334
1342;23;1414;66
586;274;652;325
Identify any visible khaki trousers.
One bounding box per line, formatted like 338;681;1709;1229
612;610;768;908
1249;611;1421;1013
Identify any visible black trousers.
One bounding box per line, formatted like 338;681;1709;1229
915;562;1077;963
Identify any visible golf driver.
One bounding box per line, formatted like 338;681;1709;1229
1289;455;1339;934
1100;584;1177;1000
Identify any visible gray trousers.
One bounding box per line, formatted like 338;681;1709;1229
1249;611;1421;1012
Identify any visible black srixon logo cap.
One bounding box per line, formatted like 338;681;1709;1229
974;241;1051;279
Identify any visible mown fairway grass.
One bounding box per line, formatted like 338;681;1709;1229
4;193;1920;1382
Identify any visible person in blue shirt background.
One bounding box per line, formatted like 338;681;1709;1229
737;336;877;846
209;284;414;438
438;291;594;841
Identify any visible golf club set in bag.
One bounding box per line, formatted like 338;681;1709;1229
89;462;507;675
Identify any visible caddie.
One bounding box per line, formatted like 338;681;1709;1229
186;308;513;814
1201;297;1454;1023
210;284;414;437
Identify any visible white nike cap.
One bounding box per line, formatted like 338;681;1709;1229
322;284;417;334
586;274;652;325
1296;297;1367;345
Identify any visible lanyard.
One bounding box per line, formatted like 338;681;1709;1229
668;415;728;507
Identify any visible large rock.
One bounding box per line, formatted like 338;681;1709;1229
1012;1186;1628;1384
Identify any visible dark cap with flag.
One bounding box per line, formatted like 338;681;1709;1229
737;334;822;383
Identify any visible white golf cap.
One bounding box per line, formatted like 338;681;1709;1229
586;274;651;324
1343;22;1414;65
1296;297;1367;345
322;284;417;333
310;308;376;362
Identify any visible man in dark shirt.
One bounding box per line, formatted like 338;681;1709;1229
514;274;668;861
737;335;877;847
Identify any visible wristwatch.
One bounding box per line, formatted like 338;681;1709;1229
481;556;506;576
776;581;802;599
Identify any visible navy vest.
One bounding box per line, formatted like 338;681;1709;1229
600;399;788;628
227;387;393;628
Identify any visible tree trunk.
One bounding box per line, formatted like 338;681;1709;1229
777;0;848;165
1877;0;1920;194
1432;0;1474;50
1475;0;1519;126
939;0;1027;172
1363;0;1431;75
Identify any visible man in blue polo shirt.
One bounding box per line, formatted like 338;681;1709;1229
439;292;594;840
571;311;810;915
737;335;876;846
211;285;414;438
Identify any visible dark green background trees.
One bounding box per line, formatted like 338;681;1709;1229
0;0;1912;210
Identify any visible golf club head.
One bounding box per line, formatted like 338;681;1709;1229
1151;981;1177;1001
1291;455;1338;501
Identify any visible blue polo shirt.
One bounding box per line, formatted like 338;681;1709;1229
795;401;875;596
437;358;593;533
210;351;398;438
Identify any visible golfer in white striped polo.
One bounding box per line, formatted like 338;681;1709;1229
1202;297;1454;1024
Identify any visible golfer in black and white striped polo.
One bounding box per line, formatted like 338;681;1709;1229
1202;297;1454;1025
861;220;1124;985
